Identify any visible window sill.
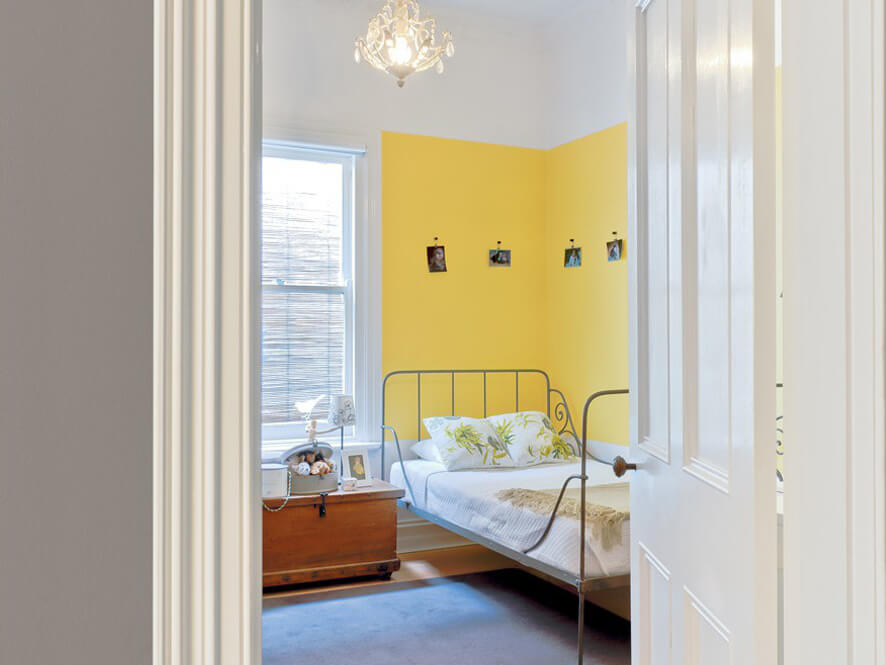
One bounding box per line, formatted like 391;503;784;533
261;439;381;464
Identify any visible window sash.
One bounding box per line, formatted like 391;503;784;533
260;143;356;441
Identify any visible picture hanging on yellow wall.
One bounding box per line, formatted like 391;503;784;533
427;242;447;273
564;243;582;268
607;239;623;262
489;242;511;267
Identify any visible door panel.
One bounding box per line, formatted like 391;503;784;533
691;0;732;492
642;0;671;462
628;0;776;662
638;0;673;465
636;544;672;665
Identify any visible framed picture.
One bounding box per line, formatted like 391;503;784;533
427;245;447;273
488;247;511;267
342;448;373;487
606;238;623;262
564;246;582;268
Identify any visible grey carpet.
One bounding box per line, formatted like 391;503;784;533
263;569;630;665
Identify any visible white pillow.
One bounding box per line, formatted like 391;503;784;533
486;411;576;466
423;416;512;470
411;439;443;463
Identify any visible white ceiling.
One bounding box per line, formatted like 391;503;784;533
428;0;586;22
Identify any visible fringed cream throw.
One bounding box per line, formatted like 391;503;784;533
495;484;630;551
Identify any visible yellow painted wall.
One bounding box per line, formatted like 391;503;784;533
382;132;548;439
544;125;629;445
382;127;629;444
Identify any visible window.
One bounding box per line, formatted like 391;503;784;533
261;143;356;442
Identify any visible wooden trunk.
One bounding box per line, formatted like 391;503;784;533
263;480;405;588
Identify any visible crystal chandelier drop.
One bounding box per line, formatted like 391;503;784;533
354;0;454;88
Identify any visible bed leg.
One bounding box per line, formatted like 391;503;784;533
577;589;585;665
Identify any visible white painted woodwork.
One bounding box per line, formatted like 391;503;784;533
782;0;886;664
628;0;776;662
153;0;262;663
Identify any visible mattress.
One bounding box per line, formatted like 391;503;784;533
390;458;630;579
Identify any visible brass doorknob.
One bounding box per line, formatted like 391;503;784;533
612;456;637;478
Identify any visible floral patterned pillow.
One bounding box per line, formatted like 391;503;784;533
423;416;511;470
486;411;576;466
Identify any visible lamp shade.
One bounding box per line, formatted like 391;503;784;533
329;395;356;427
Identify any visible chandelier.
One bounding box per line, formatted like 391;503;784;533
354;0;454;88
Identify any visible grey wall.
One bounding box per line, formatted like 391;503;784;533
0;2;152;664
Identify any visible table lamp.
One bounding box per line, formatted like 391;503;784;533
306;395;356;485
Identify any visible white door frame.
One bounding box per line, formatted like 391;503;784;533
153;0;262;663
782;1;886;664
152;0;885;663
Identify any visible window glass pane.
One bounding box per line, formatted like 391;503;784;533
261;290;345;424
262;156;343;285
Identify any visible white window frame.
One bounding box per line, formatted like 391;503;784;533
261;130;382;449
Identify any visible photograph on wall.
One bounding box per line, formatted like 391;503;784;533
488;247;512;267
564;246;582;268
607;238;623;262
427;245;447;273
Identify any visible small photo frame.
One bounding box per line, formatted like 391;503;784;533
427;245;447;273
607;238;623;262
488;248;512;267
564;246;582;268
342;448;373;487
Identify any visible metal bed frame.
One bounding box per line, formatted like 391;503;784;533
380;369;631;665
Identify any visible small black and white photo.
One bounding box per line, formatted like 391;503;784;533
488;248;512;267
564;246;582;268
427;245;447;273
607;238;623;262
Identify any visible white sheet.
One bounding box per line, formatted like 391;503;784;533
390;458;630;578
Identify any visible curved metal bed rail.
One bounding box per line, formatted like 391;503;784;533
522;389;631;557
382;424;418;505
577;388;629;663
523;473;584;555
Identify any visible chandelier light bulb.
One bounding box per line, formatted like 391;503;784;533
390;35;413;65
354;0;455;88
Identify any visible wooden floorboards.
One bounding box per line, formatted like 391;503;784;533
262;544;514;602
262;543;630;620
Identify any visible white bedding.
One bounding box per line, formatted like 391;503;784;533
390;458;630;578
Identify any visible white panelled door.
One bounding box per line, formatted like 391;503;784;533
627;0;776;663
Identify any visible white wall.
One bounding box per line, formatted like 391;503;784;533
0;2;152;664
263;0;628;149
543;0;628;147
264;0;549;148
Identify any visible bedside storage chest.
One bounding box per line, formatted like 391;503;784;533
262;479;405;588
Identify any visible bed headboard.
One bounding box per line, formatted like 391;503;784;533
380;369;579;479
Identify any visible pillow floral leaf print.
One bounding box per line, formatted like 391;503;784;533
446;421;512;465
423;416;507;470
425;412;577;470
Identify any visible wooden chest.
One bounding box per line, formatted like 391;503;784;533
262;480;405;588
